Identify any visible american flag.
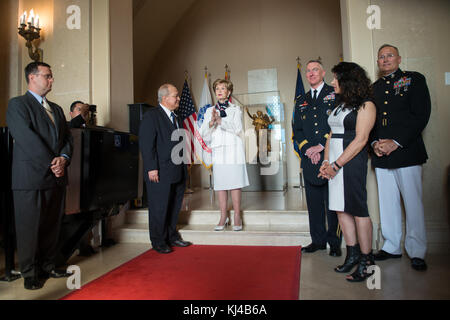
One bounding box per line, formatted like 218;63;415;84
178;80;196;164
178;80;211;165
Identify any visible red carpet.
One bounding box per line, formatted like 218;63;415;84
62;245;301;300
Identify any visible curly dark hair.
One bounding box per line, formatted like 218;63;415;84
331;62;373;110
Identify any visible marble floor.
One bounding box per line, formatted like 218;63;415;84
0;243;449;300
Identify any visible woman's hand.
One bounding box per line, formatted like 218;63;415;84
210;109;218;128
318;161;330;179
324;163;338;179
318;160;339;180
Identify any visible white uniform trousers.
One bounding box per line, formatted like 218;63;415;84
375;165;427;259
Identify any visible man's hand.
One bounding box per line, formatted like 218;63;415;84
372;141;384;157
310;152;321;165
51;157;67;178
148;170;159;183
306;145;324;164
378;139;399;156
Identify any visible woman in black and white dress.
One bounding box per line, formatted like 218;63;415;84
318;62;376;282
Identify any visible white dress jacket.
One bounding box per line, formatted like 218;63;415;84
198;102;249;190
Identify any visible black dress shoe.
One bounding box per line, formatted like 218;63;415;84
24;277;43;290
411;258;427;271
78;245;97;257
301;243;326;253
48;269;73;278
170;239;192;247
373;250;402;261
152;245;172;254
329;246;342;257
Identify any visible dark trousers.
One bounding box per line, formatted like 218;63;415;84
13;187;65;278
304;179;341;247
146;178;185;247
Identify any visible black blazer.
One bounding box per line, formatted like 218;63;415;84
6;91;73;190
371;69;431;169
292;83;336;185
139;105;187;185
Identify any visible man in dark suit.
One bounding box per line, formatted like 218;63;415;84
371;44;431;271
139;84;192;254
6;62;73;290
293;60;341;256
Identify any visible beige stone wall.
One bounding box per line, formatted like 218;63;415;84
91;0;110;127
0;0;20;126
371;0;450;226
341;0;450;250
110;0;134;132
3;0;91;120
1;0;133;131
134;0;343;188
52;0;91;115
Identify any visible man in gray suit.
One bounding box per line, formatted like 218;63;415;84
6;62;73;290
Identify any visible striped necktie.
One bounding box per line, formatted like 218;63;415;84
42;98;55;124
170;112;178;128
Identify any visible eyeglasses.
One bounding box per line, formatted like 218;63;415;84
36;73;54;80
377;53;397;60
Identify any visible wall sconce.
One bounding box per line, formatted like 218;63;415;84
18;9;43;62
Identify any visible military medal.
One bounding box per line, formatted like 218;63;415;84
394;77;411;95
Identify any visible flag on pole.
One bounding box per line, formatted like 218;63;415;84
224;64;233;103
197;74;213;129
178;78;212;168
225;64;230;80
178;79;197;164
195;72;214;168
292;61;306;159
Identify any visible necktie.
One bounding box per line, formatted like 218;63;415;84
170;112;178;128
42;98;55;124
312;89;318;102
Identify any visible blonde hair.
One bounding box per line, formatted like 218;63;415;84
213;79;233;95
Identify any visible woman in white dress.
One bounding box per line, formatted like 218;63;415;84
198;79;249;231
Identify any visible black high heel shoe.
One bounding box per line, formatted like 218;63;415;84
346;251;375;282
335;244;361;273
